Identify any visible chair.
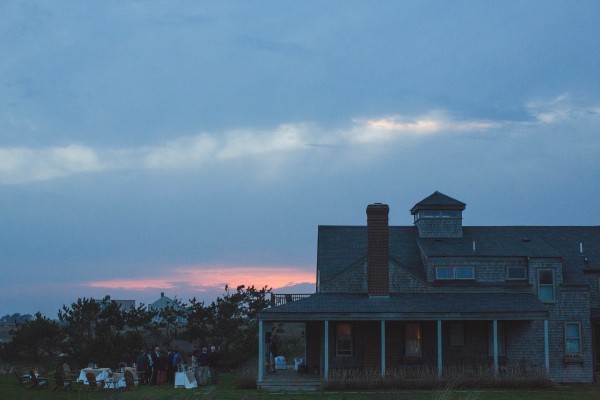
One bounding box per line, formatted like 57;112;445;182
62;363;77;379
13;369;31;387
85;372;105;390
28;370;49;389
124;370;136;390
53;370;71;391
275;355;287;370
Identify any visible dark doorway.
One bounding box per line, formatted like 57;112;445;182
593;321;600;381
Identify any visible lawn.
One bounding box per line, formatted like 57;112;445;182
1;373;599;400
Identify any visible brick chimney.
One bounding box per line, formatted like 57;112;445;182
367;203;389;297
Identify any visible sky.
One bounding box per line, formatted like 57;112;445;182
1;1;599;318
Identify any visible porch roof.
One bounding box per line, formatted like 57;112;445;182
258;292;549;321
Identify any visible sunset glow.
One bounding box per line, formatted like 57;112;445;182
85;265;315;292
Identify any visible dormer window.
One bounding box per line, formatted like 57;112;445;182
413;209;462;223
436;266;475;280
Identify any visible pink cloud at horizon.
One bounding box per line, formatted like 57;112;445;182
85;265;315;292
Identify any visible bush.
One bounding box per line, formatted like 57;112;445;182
234;358;258;389
323;363;554;391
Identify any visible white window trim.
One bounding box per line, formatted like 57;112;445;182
564;322;582;356
537;269;555;302
436;266;475;280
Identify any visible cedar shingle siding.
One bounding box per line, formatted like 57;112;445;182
258;192;600;383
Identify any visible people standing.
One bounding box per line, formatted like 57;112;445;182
198;347;209;385
157;348;167;385
173;349;182;373
150;347;159;385
166;348;174;385
136;350;148;384
191;350;199;383
208;345;220;384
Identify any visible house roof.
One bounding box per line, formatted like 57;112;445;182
419;226;600;285
259;292;549;321
317;226;425;286
148;294;185;311
317;225;600;288
410;191;466;214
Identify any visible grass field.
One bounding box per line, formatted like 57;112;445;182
1;373;599;400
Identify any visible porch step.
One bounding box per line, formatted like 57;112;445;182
257;379;323;392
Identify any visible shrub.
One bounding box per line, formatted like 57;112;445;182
234;358;258;389
324;362;553;391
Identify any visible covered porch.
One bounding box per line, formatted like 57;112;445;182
257;292;550;390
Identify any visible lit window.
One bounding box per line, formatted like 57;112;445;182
436;267;474;280
538;270;555;302
487;321;506;356
565;322;581;355
507;266;526;280
336;323;352;357
405;323;422;357
449;323;465;346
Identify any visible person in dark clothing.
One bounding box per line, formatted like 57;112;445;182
135;350;148;384
166;349;174;384
197;347;209;385
207;346;220;384
270;334;279;362
173;349;182;372
156;349;167;385
150;347;159;385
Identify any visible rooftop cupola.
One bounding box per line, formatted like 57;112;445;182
410;191;465;238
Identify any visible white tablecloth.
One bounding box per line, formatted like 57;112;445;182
174;370;197;389
78;368;110;384
105;368;138;389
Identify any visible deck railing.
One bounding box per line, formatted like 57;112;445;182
270;293;313;307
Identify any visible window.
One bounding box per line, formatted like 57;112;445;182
565;322;581;355
436;266;474;280
449;323;465;346
507;266;526;280
405;323;422;357
538;269;555;302
487;321;506;356
436;267;454;279
414;210;461;222
335;323;353;357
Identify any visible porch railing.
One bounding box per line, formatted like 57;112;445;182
270;293;313;307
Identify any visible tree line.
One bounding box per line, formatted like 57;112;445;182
0;285;271;370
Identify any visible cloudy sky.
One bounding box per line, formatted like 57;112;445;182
1;1;599;317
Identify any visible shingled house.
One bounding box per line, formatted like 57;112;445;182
257;192;600;387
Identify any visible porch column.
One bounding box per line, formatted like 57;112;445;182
544;319;549;373
324;320;329;380
493;320;499;378
437;320;442;378
258;320;264;382
381;320;386;377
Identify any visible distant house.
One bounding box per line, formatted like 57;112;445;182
148;292;187;324
97;295;135;312
257;191;600;387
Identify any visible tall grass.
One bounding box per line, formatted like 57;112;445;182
234;358;258;389
323;363;553;391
